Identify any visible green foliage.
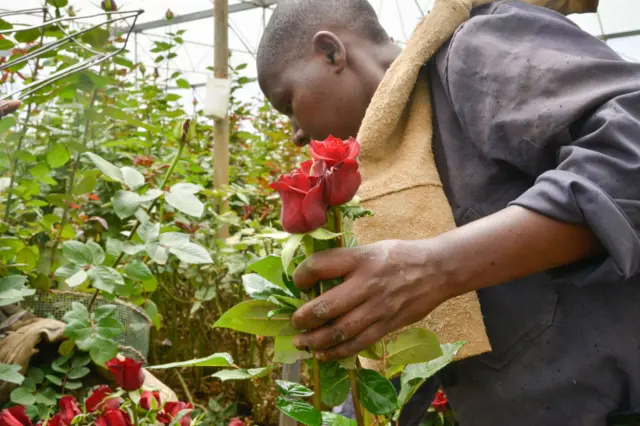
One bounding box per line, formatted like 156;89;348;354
63;302;123;364
0;363;25;385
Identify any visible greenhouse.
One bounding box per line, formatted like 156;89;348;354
1;1;640;426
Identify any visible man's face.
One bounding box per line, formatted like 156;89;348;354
259;54;371;147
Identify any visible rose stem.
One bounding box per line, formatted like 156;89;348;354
303;238;323;410
332;206;365;426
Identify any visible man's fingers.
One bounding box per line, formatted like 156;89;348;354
293;300;380;351
0;100;21;117
315;321;389;362
293;247;360;291
291;275;367;331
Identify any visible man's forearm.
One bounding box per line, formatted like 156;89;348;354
429;205;603;300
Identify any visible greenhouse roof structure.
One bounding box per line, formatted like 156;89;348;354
2;0;639;107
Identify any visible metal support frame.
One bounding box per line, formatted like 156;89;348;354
118;0;280;34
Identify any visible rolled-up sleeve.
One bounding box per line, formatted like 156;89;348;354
444;2;640;285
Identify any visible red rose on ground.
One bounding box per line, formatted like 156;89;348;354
0;405;31;426
95;409;132;426
270;160;327;234
139;391;161;410
106;358;144;391
158;402;193;426
309;135;359;168
59;396;81;425
86;386;120;413
431;389;449;413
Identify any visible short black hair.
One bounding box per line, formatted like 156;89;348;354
257;0;389;74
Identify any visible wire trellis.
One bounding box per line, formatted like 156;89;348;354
0;7;144;101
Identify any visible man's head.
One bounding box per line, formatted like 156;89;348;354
257;0;399;146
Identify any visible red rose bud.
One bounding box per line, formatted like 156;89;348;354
228;418;244;426
174;119;195;143
86;386;120;413
165;9;175;20
322;158;361;206
158;402;193;426
270;160;328;234
106;358;144;391
309;136;359;169
59;396;81;425
101;0;117;11
0;406;32;426
140;391;161;410
431;389;449;413
95;409;132;426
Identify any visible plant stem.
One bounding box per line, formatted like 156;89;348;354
132;407;139;426
332;206;365;425
87;136;188;311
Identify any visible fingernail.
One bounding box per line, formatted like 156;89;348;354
292;336;304;350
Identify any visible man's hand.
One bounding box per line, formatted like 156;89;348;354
291;240;452;361
0;100;21;117
291;206;601;361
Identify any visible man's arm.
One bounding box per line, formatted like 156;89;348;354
290;206;600;360
291;3;640;359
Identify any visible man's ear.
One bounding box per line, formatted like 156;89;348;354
312;31;346;73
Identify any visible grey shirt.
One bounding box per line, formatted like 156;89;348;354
427;1;640;424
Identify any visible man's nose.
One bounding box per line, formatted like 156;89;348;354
293;127;310;147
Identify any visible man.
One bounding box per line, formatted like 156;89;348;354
257;1;640;424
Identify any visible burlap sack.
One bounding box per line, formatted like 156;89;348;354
0;306;177;405
354;0;599;371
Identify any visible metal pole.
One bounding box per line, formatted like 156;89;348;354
213;0;230;239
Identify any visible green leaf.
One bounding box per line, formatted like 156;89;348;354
63;302;90;323
121;166;145;190
102;107;160;133
123;260;153;281
0;116;16;134
122;242;145;256
46;144;70;168
0;38;14;51
67;367;90;380
275;397;321;426
10;386;35;405
397;342;465;410
64;319;92;342
176;78;190;89
275;380;314;398
321;412;357;426
148;353;233;370
34;387;57;406
158;232;190;246
308;228;341;241
113;190;141;219
88;336;118;365
0;275;35;306
247;255;288;289
0;364;25;385
165;190;204;218
15;247;38;272
338;355;357;370
55;264;81;280
139;189;163;203
273;336;311;364
356;369;398;415
211;367;269;382
267;295;304;310
386;329;442;367
146;243;169;265
319;363;350;407
88;266;125;293
106;238;123;257
47;0;69;7
169;242;213;265
242;273;293;300
45;374;63;386
281;234;304;274
93;305;117;321
15;28;41;43
96;317;124;339
62;241;94;266
360;342;384;361
29;162;51;179
64;380;83;390
52;358;70;374
214;300;297;336
171;183;203;194
84;153;124;182
74;174;98;195
87;241;106;265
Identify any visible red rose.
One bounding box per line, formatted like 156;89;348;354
158;402;193;426
85;386;119;413
270;160;327;234
106;358;145;391
59;396;81;425
0;406;31;426
309;136;359;168
309;136;362;206
431;389;449;413
228;418;244;426
46;414;61;426
139;391;161;410
95;409;132;426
